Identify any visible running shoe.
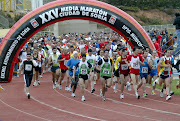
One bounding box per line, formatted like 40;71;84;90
114;89;117;93
94;81;96;85
81;96;86;101
65;86;69;91
59;84;62;90
151;90;156;95
102;96;106;101
38;80;40;85
143;93;148;97
136;94;140;99
33;81;38;86
40;75;43;78
160;90;163;97
69;87;72;92
27;93;30;99
170;91;174;96
120;93;124;99
166;95;171;101
53;84;56;89
91;88;95;93
126;82;131;91
100;89;102;97
71;93;76;97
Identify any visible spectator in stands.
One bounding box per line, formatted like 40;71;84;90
152;38;161;57
173;13;180;49
168;34;174;48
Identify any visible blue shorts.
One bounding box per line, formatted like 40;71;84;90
140;73;148;79
51;66;60;73
150;69;158;77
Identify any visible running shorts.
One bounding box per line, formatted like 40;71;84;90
51;66;60;73
79;74;88;80
24;74;33;87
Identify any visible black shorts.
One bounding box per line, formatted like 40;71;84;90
101;76;111;80
70;75;79;85
35;67;39;71
114;70;120;77
61;69;68;73
160;74;170;79
35;67;41;74
24;74;33;87
79;74;88;80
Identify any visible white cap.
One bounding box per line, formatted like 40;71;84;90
73;51;78;56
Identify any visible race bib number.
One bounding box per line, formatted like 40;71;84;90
53;59;57;63
142;67;148;73
121;64;128;70
152;65;157;69
81;69;87;74
164;67;169;71
25;64;32;71
64;60;68;65
132;63;139;68
103;69;109;75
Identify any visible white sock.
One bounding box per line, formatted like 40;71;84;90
155;78;159;84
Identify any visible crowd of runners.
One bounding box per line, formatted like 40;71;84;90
10;31;180;101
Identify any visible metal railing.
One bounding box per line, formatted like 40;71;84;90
142;24;176;32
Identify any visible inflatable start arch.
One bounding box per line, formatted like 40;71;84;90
0;0;155;82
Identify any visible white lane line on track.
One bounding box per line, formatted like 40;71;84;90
86;90;180;117
31;96;106;121
0;98;51;121
54;90;159;121
121;89;180;107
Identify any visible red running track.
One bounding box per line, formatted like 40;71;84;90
1;72;180;121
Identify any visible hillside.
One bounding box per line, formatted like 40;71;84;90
126;9;180;25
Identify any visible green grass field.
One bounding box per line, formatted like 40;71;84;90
147;79;180;95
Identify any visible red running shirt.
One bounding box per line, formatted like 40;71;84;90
59;54;70;69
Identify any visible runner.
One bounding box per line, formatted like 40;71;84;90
174;59;180;89
95;50;104;84
137;50;151;97
115;49;130;99
113;53;120;93
58;48;70;90
126;47;144;99
73;54;92;101
96;50;114;101
66;51;80;97
32;49;41;86
38;45;47;78
150;50;159;95
86;49;96;93
157;49;172;100
48;47;61;89
22;53;38;99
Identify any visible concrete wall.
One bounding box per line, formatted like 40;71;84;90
54;20;104;36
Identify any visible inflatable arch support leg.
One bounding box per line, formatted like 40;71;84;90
0;0;155;82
